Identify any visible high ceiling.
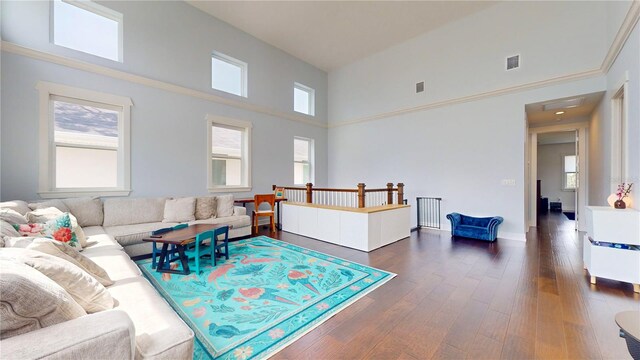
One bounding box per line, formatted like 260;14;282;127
187;1;497;71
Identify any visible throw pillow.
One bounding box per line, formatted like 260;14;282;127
0;200;31;216
1;220;21;238
3;236;39;248
14;213;82;250
62;197;104;227
27;238;113;286
0;208;27;225
28;199;70;213
216;195;235;217
163;197;196;223
195;196;217;220
0;259;86;339
0;248;114;314
25;208;87;248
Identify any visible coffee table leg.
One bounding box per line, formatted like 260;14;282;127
177;245;190;275
157;243;169;271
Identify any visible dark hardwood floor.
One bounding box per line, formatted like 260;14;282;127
253;212;639;359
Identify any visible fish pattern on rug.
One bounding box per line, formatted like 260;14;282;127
138;236;395;360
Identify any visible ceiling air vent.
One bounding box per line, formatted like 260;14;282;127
506;55;520;70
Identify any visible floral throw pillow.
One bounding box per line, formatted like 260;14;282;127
13;213;81;250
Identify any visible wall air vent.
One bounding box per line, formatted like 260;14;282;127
416;81;424;93
506;55;520;70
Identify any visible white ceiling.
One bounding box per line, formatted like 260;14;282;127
526;92;605;127
187;1;497;72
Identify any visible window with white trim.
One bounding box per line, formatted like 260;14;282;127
211;52;247;97
563;155;577;190
207;116;252;192
294;137;314;185
294;83;315;116
37;82;132;198
52;0;123;62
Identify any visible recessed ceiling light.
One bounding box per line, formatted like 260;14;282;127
555;111;565;115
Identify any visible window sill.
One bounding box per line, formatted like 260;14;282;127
208;186;252;193
38;189;131;199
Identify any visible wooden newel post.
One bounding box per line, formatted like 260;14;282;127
386;183;394;205
357;183;366;208
397;183;404;205
306;183;313;203
272;184;277;191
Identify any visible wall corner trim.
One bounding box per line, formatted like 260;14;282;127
601;1;640;73
1;41;328;129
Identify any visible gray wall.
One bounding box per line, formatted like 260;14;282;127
537;142;576;211
1;1;328;201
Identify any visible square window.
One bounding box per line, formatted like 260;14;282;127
294;83;315;116
53;0;122;61
37;82;132;198
294;137;314;185
207;116;252;191
563;155;577;190
212;52;247;97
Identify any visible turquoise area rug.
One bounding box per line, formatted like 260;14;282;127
137;236;396;360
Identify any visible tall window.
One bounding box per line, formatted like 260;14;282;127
563;155;577;190
211;52;247;97
294;83;315;116
37;82;131;197
294;137;314;185
207;116;252;192
52;0;123;61
612;84;627;184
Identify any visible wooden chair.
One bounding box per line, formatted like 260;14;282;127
253;194;275;234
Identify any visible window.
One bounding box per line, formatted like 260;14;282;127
207;115;252;192
563;155;577;190
294;137;314;185
52;0;123;61
612;83;627;184
294;83;315;116
37;82;131;197
211;52;247;97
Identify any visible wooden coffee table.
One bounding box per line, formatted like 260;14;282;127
142;224;229;275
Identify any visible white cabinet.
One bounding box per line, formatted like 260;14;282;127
584;206;640;293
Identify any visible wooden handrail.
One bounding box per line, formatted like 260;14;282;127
272;182;405;208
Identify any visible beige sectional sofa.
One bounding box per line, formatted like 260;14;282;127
0;195;252;359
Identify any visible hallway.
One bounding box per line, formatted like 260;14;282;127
257;212;639;359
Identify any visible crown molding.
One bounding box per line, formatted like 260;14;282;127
1;41;327;129
601;0;640;73
328;68;603;128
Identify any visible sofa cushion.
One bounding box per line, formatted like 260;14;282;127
25;208;87;248
28;199;70;213
62;197;104;227
104;222;178;247
84;249;141;282
163;197;196;223
195;196;216;220
81;227;123;254
0;248;114;314
0;208;27;225
216;195;234;217
108;277;194;359
26;238;113;287
0;259;86;339
189;214;251;229
103;198;168;227
0;200;31;216
1;220;21;238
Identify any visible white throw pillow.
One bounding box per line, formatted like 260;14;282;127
3;236;39;248
163;197;196;223
0;200;31;216
1;220;21;239
195;197;217;220
0;259;86;339
27;238;113;286
216;195;235;217
28;199;70;213
25;208;87;248
0;209;27;225
0;248;114;314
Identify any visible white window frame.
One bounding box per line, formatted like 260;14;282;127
562;154;577;191
206;115;252;192
50;0;124;62
293;136;314;186
293;82;315;116
36;81;132;198
211;52;248;98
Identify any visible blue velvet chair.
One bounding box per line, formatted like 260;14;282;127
446;213;503;241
